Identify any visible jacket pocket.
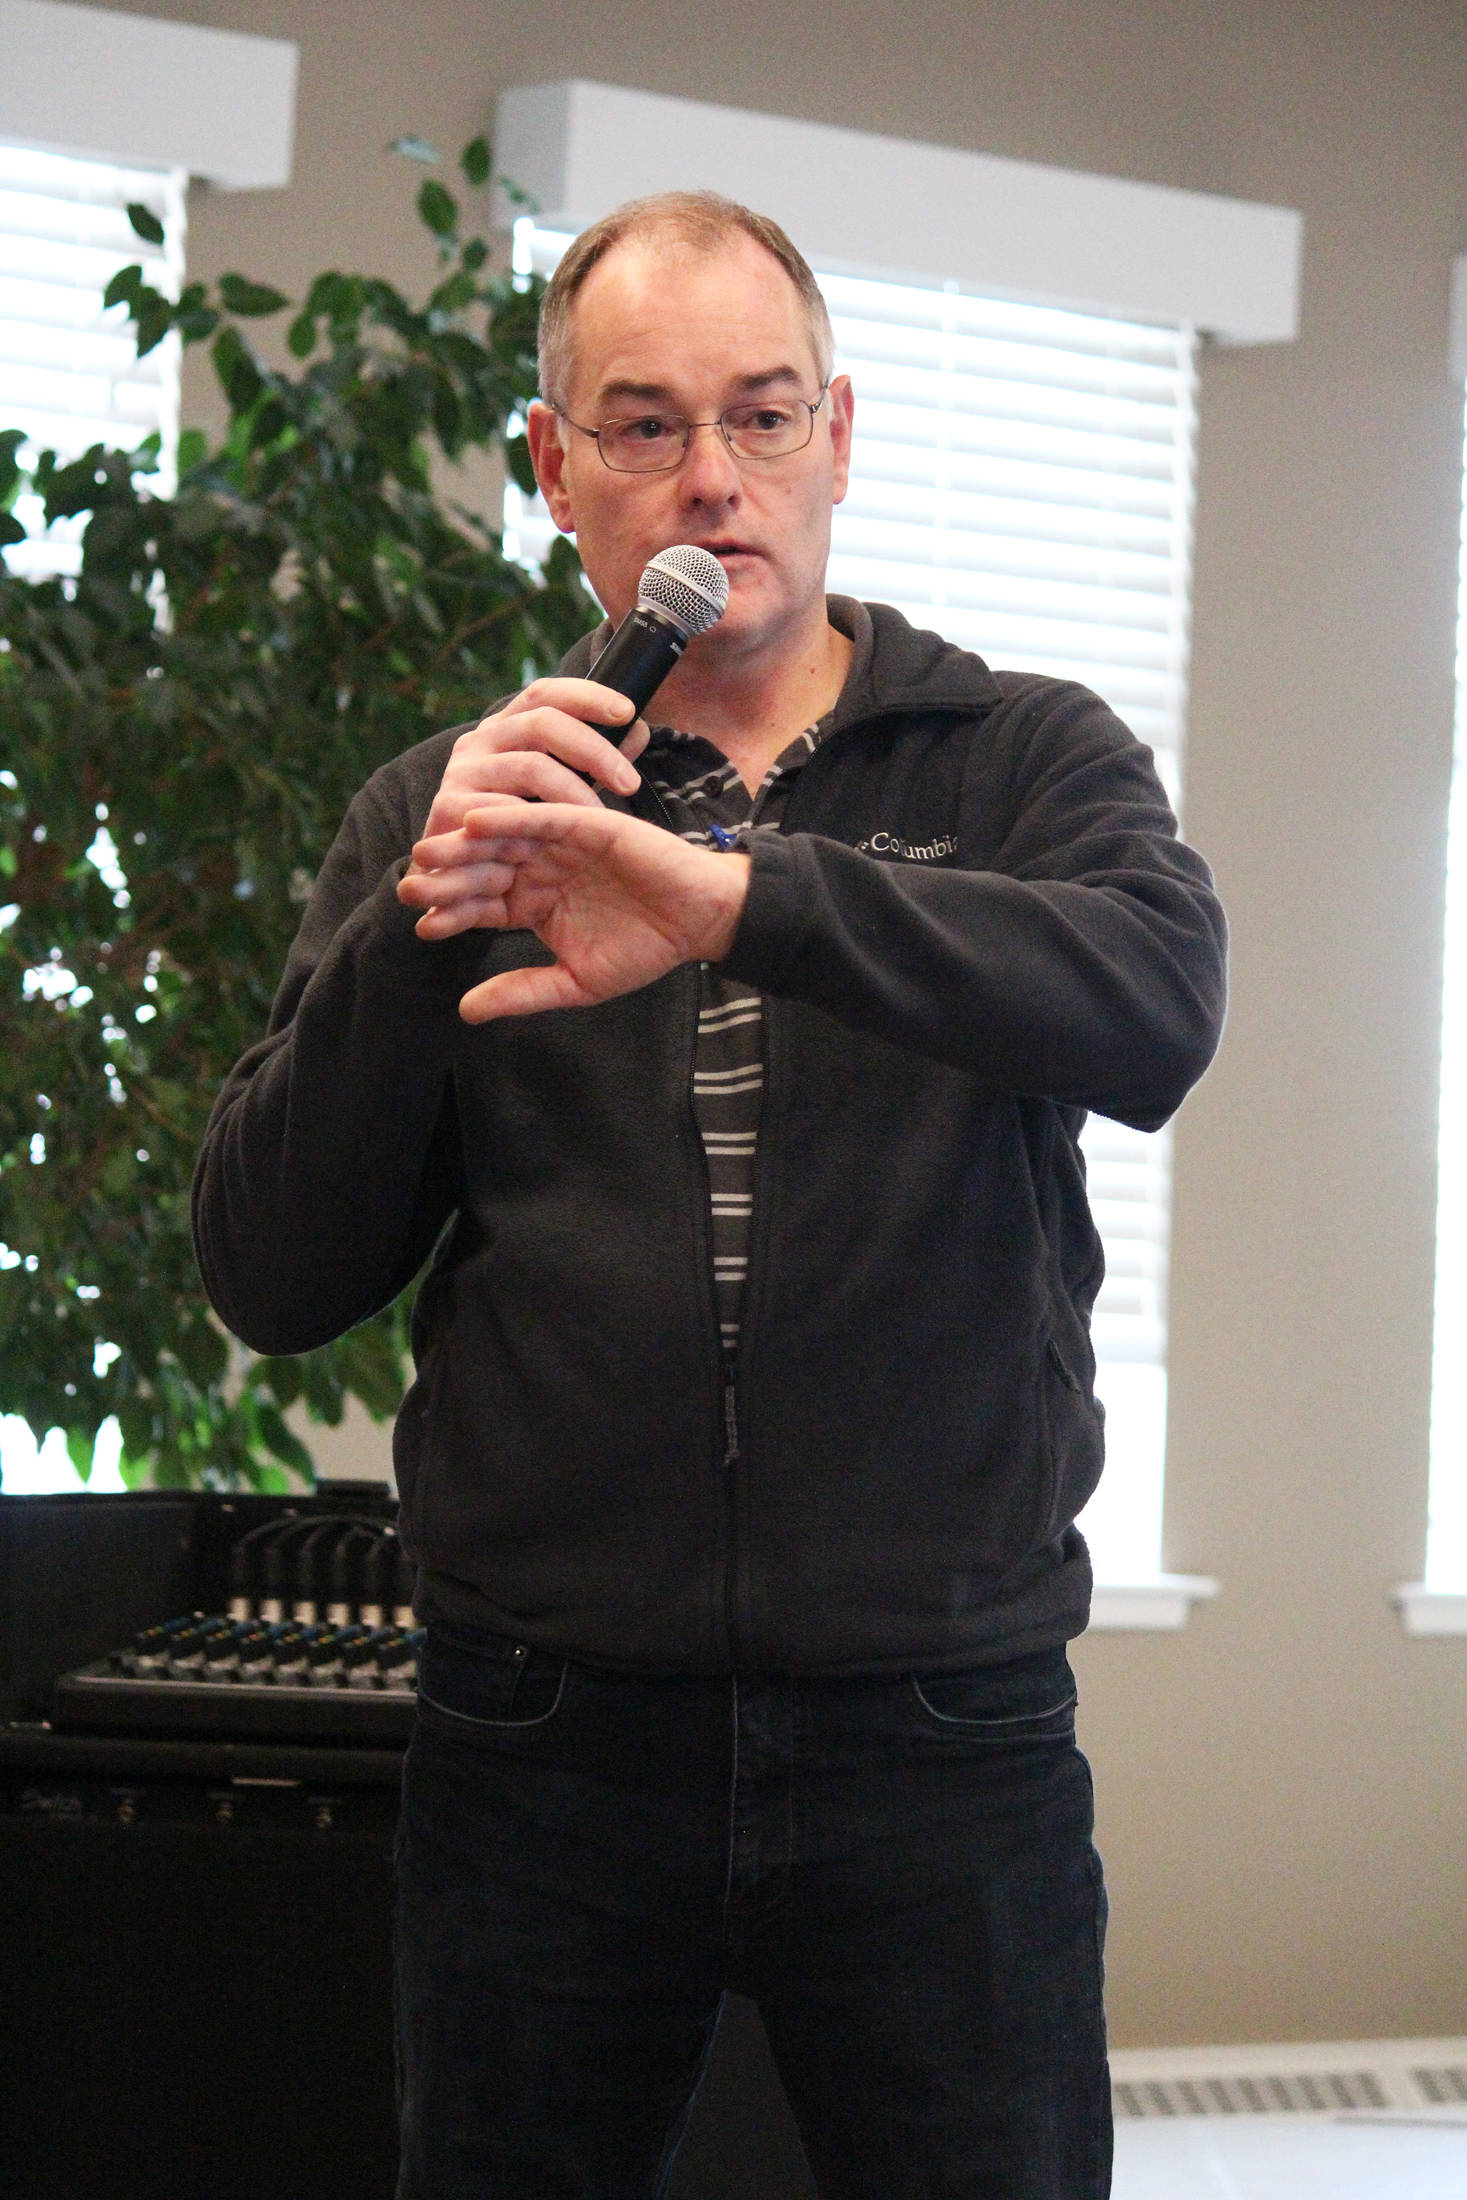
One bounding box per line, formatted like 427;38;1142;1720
1033;1319;1105;1549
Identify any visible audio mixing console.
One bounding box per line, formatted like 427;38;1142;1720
48;1509;422;1744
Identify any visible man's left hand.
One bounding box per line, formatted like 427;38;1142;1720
397;798;751;1020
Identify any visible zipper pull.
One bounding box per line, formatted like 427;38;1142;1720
722;1371;741;1465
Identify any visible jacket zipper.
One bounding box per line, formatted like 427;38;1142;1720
638;762;750;1665
722;1371;741;1461
722;1362;742;1659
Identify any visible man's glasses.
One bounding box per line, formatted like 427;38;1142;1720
557;389;829;474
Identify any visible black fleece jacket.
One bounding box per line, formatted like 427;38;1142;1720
192;599;1227;1674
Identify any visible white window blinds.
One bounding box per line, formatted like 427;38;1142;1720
0;141;186;580
507;225;1200;1580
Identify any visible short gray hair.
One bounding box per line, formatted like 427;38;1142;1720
537;190;835;411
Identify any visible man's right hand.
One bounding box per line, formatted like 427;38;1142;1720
403;678;648;940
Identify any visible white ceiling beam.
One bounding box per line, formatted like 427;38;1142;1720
0;0;297;189
495;80;1301;345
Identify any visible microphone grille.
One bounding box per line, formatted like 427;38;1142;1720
637;545;729;638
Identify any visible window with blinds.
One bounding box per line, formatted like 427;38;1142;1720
0;141;186;583
1426;401;1467;1591
824;269;1196;1582
508;220;1201;1582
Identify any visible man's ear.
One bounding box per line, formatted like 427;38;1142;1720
828;375;854;507
526;401;575;533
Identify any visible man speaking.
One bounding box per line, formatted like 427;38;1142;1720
194;191;1226;2198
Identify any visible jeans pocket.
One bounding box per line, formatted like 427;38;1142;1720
908;1647;1077;1737
416;1626;569;1734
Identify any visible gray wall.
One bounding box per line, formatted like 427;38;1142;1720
104;0;1467;2047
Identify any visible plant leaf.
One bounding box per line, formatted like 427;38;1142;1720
429;269;476;318
134;295;174;359
460;136;491;188
255;1401;314;1477
507;434;539;496
102;264;144;312
219;273;290;318
417;178;457;239
66;1425;95;1483
212;323;263;411
495;173;539;213
126;202;166;246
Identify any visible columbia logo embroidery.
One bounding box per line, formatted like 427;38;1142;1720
856;830;957;862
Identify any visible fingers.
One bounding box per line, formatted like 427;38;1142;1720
457;961;592;1024
432;744;610;825
501;676;639;733
403;794;581;886
399;798;598;937
462;797;616;845
411;895;509;940
415;685;649;860
398;827;518;936
400;864;514;938
451;799;619;867
403;797;723;999
488;681;646;791
401;767;605;931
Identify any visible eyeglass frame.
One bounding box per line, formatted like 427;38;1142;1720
552;386;832;474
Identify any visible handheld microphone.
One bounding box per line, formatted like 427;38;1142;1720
587;544;729;737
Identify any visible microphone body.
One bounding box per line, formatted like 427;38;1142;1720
587;544;729;737
588;605;695;727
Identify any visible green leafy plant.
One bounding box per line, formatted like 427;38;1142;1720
0;138;596;1489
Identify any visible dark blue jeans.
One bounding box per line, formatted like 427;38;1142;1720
395;1629;1110;2199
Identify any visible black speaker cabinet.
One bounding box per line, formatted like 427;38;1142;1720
1;1737;401;2200
0;1492;816;2200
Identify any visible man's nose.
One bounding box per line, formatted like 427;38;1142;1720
677;420;741;503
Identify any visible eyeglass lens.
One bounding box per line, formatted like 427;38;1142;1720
598;398;819;472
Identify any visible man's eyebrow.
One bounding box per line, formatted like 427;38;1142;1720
728;367;807;393
592;366;808;411
594;379;674;409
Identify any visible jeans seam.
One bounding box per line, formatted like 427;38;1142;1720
416;1662;568;1731
907;1677;1078;1729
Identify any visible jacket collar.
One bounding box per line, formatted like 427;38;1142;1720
559;596;1003;735
825;597;1003;730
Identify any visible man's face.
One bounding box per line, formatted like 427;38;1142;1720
528;230;853;669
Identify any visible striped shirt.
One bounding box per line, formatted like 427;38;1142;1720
643;718;827;1357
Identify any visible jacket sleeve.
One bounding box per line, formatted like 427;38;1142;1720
190;766;483;1354
722;678;1227;1131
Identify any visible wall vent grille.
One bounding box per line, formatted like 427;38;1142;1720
1109;2038;1467;2121
1114;2072;1387;2119
1414;2065;1467;2105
